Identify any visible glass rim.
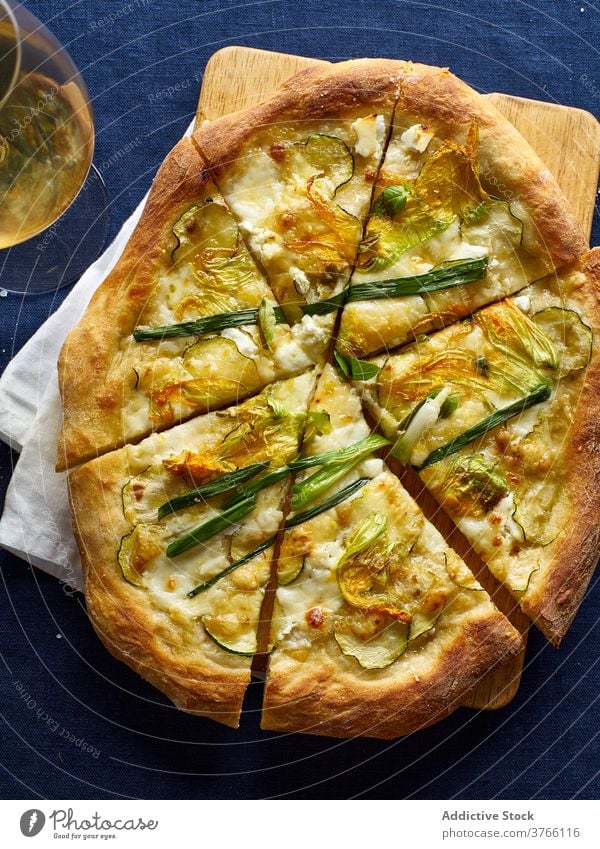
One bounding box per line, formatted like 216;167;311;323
0;0;22;110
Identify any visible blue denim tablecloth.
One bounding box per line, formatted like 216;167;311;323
1;0;599;800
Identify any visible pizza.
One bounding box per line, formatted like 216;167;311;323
58;58;600;737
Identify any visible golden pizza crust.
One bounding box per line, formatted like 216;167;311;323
262;610;521;738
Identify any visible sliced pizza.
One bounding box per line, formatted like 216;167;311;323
262;365;522;738
336;64;585;359
59;56;598;738
353;250;600;645
194;60;402;331
57;138;327;471
69;372;315;728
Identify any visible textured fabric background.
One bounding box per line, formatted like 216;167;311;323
1;0;599;800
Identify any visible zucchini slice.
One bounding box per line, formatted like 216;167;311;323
444;550;483;591
533;307;592;376
117;524;161;587
408;609;440;642
438;454;509;519
505;564;539;594
202;615;258;657
512;481;563;546
181;336;262;405
287;135;361;269
461;198;523;253
172;199;238;266
407;574;451;641
121;466;171;524
334;619;409;669
291;134;355;190
277;553;305;586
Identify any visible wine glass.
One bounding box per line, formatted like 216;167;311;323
0;0;109;294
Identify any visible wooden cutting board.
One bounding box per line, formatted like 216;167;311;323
196;46;600;711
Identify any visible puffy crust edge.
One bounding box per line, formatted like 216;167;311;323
261;610;522;739
193;58;405;167
56;136;211;472
68;454;251;729
521;248;600;645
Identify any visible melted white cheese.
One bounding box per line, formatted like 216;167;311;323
358;457;385;479
351;114;386;158
400;123;434;153
273;314;331;372
276;545;346;636
225;153;284;229
289;265;311;296
507;405;542;439
422;220;488;264
457;492;523;556
512;294;531;313
220;327;260;358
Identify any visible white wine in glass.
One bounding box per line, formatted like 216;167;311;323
0;1;109;293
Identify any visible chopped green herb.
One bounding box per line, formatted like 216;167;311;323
334;350;380;380
379;184;410;217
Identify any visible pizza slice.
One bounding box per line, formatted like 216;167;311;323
353;250;600;645
194;60;402;333
69;372;315;728
57;138;328;471
336;64;585;359
262;365;522;738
